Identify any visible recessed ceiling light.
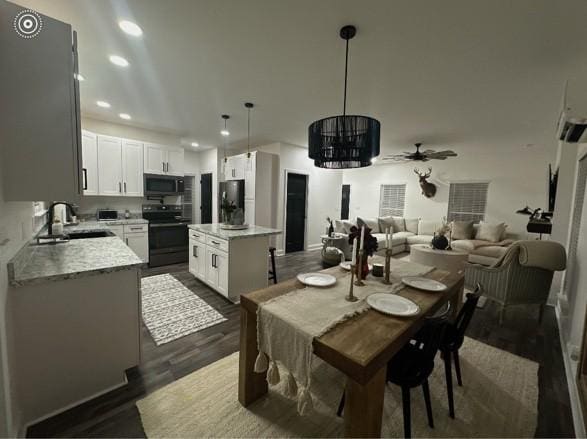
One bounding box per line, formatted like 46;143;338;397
109;55;129;67
96;100;111;108
191;142;199;147
118;20;143;37
220;130;230;137
119;113;131;120
76;73;85;81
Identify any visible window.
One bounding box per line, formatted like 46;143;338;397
182;176;194;221
379;184;406;217
447;182;489;222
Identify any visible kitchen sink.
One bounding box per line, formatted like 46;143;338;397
66;230;114;239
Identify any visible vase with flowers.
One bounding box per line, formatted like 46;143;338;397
431;218;451;250
348;225;379;278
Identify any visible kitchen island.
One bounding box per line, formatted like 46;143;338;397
188;224;281;302
7;236;143;427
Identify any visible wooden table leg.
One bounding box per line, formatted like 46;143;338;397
238;306;268;406
449;278;464;320
344;366;386;438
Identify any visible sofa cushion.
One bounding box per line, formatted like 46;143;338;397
451;220;475;240
475;222;507;243
407;235;434;245
418;220;440;236
378;216;395;233
334;219;356;234
451;240;476;253
470;245;509;259
393;231;415;240
405;218;419;234
357;216;380;233
373;233;409;247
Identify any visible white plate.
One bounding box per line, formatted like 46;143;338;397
339;261;374;271
367;293;420;317
297;273;337;287
401;276;447;292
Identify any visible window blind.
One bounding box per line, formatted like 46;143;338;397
447;182;489;222
379;184;406;217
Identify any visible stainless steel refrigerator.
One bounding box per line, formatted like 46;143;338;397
218;180;245;222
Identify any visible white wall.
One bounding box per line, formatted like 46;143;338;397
0;168;45;436
343;147;555;237
255;143;343;254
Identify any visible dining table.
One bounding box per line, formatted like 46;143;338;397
238;255;464;438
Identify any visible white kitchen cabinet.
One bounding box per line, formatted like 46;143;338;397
188;226;280;303
97;135;123;196
122;140;144;196
125;232;149;263
144;143;184;176
245;199;255;226
166;146;185;176
244;153;256;199
225;155;245;180
106;224;125;239
144;143;167;175
81;131;99;196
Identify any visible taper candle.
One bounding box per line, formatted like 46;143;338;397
360;226;365;250
351;237;357;265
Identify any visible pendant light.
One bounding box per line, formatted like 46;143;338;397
308;25;380;169
221;114;230;175
244;102;254;171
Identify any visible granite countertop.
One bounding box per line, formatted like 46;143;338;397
8;237;143;287
188;223;282;241
72;218;148;228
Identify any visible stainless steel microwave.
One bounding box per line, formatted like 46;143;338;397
144;174;185;196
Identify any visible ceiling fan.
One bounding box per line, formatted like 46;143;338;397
380;143;457;163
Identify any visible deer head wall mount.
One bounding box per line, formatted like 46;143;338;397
414;167;437;198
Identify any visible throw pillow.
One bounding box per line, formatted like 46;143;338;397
378;216;395;233
451;220;475;240
475;222;507;243
418;220;439;236
392;216;406;232
404;218;419;234
357;217;380;233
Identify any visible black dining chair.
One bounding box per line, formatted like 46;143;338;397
441;284;482;419
337;311;449;438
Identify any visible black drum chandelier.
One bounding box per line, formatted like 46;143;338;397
308;25;380;169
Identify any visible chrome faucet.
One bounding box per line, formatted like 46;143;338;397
47;202;77;235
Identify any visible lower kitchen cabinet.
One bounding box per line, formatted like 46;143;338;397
187;226;281;303
125;233;149;263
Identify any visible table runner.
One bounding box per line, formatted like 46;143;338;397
254;258;434;415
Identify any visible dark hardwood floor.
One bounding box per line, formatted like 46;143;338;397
27;251;574;438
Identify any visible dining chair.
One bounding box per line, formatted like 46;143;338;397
337;311;449;438
440;284;482;419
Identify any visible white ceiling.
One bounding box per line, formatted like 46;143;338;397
13;0;587;154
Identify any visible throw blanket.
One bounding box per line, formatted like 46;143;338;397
254;258;434;415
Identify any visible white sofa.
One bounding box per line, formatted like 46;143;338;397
334;217;515;266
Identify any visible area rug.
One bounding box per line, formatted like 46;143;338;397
141;274;226;345
136;337;538;437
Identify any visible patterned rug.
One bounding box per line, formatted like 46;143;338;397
137;337;538;437
141;274;226;346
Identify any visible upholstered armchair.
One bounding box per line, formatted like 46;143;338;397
464;240;567;324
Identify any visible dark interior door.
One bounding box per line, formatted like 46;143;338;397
341;184;350;220
286;173;307;253
200;173;213;224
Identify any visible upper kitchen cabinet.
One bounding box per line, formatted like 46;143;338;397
95;134;144;197
144;143;184;176
0;2;82;201
81;131;98;196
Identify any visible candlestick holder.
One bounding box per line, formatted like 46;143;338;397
382;248;392;284
354;249;365;286
346;264;358;302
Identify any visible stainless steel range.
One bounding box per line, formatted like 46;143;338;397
142;204;190;267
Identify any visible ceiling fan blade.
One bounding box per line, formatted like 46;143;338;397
421;149;437;155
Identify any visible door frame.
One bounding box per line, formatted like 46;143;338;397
282;169;309;254
199;170;214;224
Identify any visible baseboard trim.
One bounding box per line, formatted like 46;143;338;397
555;304;586;438
20;375;128;435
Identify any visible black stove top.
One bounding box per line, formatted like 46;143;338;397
142;204;191;224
